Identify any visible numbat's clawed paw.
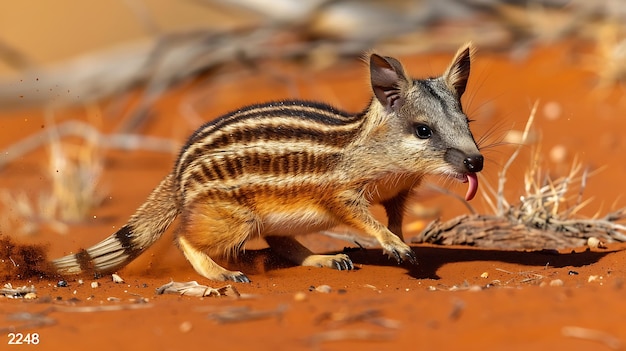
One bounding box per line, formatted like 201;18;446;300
302;254;354;270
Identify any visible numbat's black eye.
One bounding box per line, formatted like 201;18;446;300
415;124;432;139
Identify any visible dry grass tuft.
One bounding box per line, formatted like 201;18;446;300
1;111;105;234
587;21;626;89
0;107;178;235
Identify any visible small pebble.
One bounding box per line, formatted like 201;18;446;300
468;285;483;292
587;237;606;249
480;272;489;279
91;281;100;288
568;270;579;276
588;275;600;283
107;297;121;302
293;291;307;301
112;274;125;283
24;292;37;300
57;280;68;288
179;321;193;333
315;285;332;293
549;279;564;287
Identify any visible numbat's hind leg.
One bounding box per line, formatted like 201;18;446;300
265;236;353;271
177;201;256;283
177;236;250;283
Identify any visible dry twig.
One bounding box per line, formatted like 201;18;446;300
0;284;36;298
155;280;240;298
1;311;56;333
314;309;400;329
205;305;287;324
562;326;622;350
308;329;394;346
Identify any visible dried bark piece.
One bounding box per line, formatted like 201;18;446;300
155;281;240;298
0;283;36;298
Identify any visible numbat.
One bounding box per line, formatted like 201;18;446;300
53;43;484;282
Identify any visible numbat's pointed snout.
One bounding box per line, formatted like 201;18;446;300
464;154;484;173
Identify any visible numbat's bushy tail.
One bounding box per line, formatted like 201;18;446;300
52;43;484;283
53;174;180;275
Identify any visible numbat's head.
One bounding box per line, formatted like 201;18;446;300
367;43;483;200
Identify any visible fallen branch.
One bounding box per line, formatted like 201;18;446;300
0;119;178;170
562;326;622;350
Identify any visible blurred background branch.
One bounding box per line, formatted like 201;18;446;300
0;0;625;114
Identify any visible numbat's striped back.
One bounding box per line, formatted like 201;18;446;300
175;101;367;205
52;43;485;283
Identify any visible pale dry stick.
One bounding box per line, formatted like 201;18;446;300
521;157;603;224
51;303;153;313
518;274;545;284
45;110;103;222
495;267;545;284
1;311;56;333
544;160;586;217
315;309;401;329
496;101;538;215
478;172;499;214
206;304;288;324
562;326;623;350
0;120;179;170
308;329;394;347
562;165;605;219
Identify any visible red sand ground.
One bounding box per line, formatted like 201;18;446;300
2;41;626;350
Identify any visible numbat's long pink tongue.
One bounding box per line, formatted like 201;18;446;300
464;173;479;201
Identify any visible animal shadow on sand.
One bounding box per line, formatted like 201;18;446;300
347;245;614;280
236;244;614;281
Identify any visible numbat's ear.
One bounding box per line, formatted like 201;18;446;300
443;43;474;98
369;53;410;111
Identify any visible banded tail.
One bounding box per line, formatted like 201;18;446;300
53;174;180;275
